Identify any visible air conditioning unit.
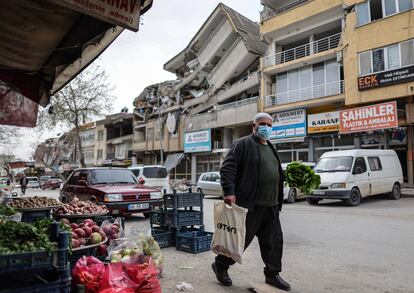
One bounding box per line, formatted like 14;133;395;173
214;141;222;149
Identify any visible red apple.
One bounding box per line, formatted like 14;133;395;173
83;219;95;227
92;225;101;233
71;232;78;239
83;226;92;237
70;223;78;230
72;239;80;248
97;244;108;256
74;228;85;238
111;224;120;233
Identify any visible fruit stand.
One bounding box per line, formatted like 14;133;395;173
0;196;164;293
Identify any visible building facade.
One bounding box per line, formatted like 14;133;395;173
260;0;414;183
132;3;266;183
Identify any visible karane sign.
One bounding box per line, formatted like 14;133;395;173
358;65;414;91
270;108;306;139
55;0;141;31
308;111;340;133
340;101;398;133
184;129;212;153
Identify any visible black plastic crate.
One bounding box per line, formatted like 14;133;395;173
164;192;204;209
166;210;203;227
176;230;213;254
21;209;52;223
150;210;166;226
151;227;173;248
0;232;69;274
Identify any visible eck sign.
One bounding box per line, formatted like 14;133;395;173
184;130;212;153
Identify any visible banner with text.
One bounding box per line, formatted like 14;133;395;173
184;129;212;153
271;108;306;139
339;101;398;133
54;0;141;31
308;111;340;133
358;65;414;90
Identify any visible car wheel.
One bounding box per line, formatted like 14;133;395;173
197;187;202;194
346;188;361;206
389;183;401;200
306;198;320;205
287;188;297;204
143;212;151;218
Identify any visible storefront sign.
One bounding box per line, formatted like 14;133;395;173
340;101;398;133
308;111;340;133
54;0;141;31
184;129;212;153
270;109;306;139
358;65;414;90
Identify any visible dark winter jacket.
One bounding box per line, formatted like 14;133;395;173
220;134;285;211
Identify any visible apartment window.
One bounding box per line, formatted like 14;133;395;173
357;0;413;26
359;39;414;75
401;40;414;66
97;130;104;141
97;149;103;159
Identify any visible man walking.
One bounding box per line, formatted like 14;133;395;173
212;112;290;291
20;174;28;195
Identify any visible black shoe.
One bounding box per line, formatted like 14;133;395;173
211;262;232;286
265;274;291;291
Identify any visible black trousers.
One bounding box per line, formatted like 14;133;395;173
215;205;283;276
21;185;27;195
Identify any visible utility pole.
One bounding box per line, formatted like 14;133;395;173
158;97;164;165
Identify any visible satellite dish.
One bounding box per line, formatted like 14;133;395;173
166;113;177;133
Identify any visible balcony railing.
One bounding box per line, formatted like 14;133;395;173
261;0;310;21
217;96;258;111
265;80;344;107
262;33;341;68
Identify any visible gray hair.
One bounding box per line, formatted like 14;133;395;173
254;112;273;122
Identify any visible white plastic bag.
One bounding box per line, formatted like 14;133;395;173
211;202;247;264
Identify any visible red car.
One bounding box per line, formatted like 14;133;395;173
59;167;163;217
41;178;63;190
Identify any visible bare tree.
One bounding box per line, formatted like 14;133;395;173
0;126;19;145
47;63;114;167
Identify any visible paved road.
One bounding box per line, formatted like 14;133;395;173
24;188;414;292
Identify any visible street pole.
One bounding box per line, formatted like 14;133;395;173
159;97;164;165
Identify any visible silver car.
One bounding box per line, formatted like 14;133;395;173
197;172;222;197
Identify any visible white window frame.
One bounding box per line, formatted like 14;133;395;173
382;0;398;17
356;1;372;26
357;0;414;27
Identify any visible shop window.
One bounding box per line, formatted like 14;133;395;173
368;157;382;171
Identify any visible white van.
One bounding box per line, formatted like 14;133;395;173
308;149;403;206
128;165;171;194
27;177;40;188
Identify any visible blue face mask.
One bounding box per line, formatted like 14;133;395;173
256;125;272;141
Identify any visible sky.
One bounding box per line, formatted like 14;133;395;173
4;0;262;161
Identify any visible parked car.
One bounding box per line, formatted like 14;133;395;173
197;172;222;197
282;162;316;203
40;175;55;187
128;165;171;194
307;149;403;206
41;178;63;190
60;167;163;216
27;177;40;188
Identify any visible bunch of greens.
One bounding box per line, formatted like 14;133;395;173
0;221;55;254
285;162;321;194
0;205;17;217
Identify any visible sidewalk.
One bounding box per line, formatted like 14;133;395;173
401;187;414;197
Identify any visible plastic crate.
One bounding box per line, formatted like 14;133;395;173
0;266;71;293
176;230;213;254
165;210;203;227
151;227;173;248
0;231;69;274
164;192;204;209
21;209;52;223
150;210;166;226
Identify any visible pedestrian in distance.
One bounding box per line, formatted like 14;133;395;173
212;112;291;291
20;174;28;195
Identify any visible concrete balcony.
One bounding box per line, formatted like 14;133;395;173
216;72;259;103
264;80;344;107
106;134;133;145
261;0;343;39
133;140;146;151
262;33;341;70
261;0;310;22
217;97;258;127
198;19;234;68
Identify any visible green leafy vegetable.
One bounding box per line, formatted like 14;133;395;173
0;205;17;217
285;162;321;194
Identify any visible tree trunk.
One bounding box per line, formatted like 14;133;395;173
75;127;86;168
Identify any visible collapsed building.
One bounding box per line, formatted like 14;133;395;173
132;3;266;182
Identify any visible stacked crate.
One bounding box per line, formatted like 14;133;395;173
150;189;213;254
0;222;71;293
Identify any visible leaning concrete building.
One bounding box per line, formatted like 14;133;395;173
132;3;266;183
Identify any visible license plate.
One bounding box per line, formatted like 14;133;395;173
313;190;325;195
128;203;149;211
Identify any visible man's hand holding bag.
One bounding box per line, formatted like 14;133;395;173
211;201;248;264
